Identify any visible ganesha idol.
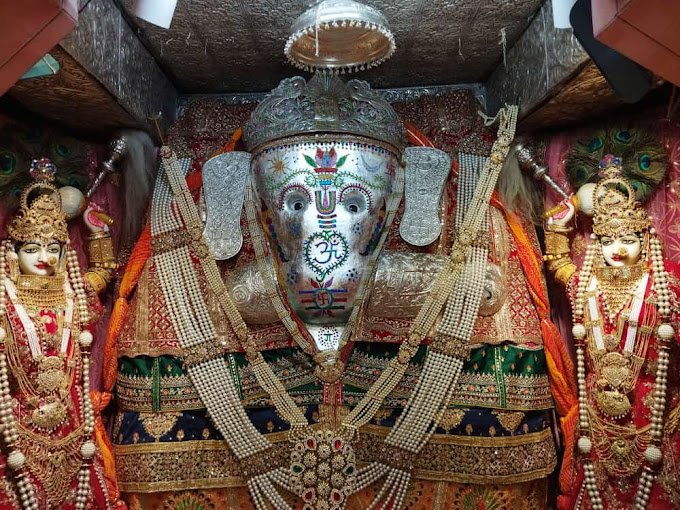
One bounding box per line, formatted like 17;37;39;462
110;73;567;510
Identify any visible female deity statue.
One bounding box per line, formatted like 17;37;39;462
0;158;117;509
545;152;680;509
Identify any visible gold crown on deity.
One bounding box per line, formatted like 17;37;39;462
8;158;68;245
592;154;651;237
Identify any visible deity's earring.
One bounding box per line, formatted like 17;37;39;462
400;147;451;246
201;151;251;260
6;246;19;281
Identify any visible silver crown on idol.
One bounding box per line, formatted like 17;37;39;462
242;72;407;153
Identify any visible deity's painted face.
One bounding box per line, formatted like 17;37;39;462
17;239;62;276
252;139;399;343
600;233;642;267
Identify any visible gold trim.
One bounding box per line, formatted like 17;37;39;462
406;462;555;485
361;423;552;446
119;477;245;493
115;426;556;492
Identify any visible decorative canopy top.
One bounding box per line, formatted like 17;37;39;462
284;0;396;74
243;73;406;153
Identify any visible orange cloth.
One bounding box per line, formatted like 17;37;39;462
492;195;578;509
101;131;242;508
125;478;548;510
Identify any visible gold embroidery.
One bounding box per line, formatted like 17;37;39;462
139;412;180;440
136;264;150;355
360;425;556;484
115;425;557;491
493;410;525;434
438;409;466;430
116;372;204;412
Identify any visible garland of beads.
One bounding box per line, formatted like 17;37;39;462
0;240;96;510
572;229;673;510
384;153;491;453
151;106;517;510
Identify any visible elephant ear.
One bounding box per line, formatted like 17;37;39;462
566;128;607;190
606;127;666;202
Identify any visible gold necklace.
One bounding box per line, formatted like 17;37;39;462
16;422;84;506
2;306;80;432
593;262;647;320
15;274;66;309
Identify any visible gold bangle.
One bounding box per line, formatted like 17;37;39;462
548;257;573;271
86;230;112;241
545;230;571;255
85;270;108;294
545;223;573;234
88;235;116;265
554;263;577;287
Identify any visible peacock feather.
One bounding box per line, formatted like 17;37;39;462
566;127;667;203
0;118;94;209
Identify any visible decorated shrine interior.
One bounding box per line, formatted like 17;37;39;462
1;0;680;509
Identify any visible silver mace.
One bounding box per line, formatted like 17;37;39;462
513;140;578;218
514;140;570;200
86;135;128;198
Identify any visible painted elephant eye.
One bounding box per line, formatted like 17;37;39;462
339;185;372;214
285;189;310;212
342;192;366;213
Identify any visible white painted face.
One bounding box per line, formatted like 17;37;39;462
600;233;642;267
17;240;62;276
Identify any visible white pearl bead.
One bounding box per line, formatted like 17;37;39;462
644;445;662;464
572;323;587;340
0;327;5;341
658;323;674;340
80;440;96;459
578;436;592;454
7;449;25;470
79;331;93;347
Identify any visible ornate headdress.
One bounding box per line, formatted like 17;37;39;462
243;73;406;153
7;158;68;244
591;154;652;237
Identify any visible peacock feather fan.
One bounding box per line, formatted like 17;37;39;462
566;127;667;203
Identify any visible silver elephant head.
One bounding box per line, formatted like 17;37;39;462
203;74;450;351
251;138;399;331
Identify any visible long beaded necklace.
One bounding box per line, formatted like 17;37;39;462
572;231;674;510
151;105;517;510
0;240;96;510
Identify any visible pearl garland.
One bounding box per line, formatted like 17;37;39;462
375;108;517;505
0;240;96;509
573;230;673;510
152;105;518;510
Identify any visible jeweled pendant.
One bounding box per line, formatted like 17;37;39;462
290;428;357;510
30;399;68;431
595;388;631;418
